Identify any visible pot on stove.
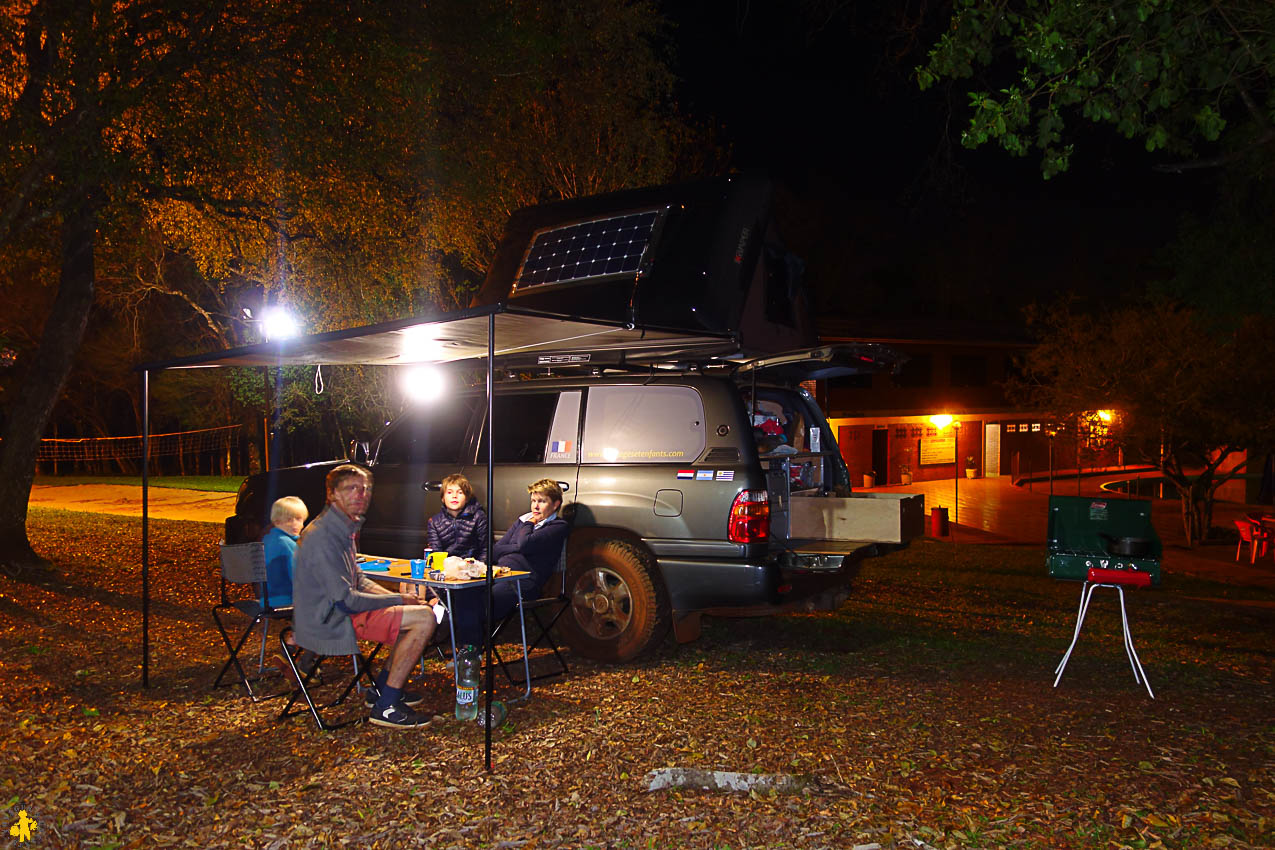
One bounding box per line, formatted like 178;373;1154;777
1097;532;1152;557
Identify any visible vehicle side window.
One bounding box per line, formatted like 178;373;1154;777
477;392;560;464
377;398;477;465
544;391;581;464
582;386;705;464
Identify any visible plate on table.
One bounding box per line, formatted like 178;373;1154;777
360;558;392;571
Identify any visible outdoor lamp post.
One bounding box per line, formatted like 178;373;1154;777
1047;427;1057;495
929;414;959;540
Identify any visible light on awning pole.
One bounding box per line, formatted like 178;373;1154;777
141;370;151;688
484;311;495;771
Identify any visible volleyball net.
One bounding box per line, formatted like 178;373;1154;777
37;425;243;462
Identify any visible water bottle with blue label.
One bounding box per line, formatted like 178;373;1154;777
454;644;479;720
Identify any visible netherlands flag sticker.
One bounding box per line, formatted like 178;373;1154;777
676;469;695;479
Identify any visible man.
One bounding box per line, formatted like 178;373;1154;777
292;464;439;729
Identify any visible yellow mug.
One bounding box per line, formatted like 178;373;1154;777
428;551;447;569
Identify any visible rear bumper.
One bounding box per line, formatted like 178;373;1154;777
657;544;882;611
657;557;780;610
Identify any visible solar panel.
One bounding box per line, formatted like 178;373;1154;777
513;209;661;292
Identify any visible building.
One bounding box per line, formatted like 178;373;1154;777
816;318;1117;487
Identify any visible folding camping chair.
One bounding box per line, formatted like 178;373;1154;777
276;627;385;731
212;542;294;701
490;520;573;688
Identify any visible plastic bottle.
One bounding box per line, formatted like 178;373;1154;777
454;644;479;720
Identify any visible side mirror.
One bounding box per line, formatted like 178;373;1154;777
348;432;375;465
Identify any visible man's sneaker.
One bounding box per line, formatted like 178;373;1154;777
364;687;426;708
368;702;432;729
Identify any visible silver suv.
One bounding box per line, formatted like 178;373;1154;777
226;351;924;662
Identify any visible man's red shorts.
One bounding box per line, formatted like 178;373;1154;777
350;606;403;645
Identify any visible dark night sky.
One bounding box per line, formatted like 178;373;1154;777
663;1;1216;325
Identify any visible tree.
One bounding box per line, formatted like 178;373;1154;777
1;0;700;570
1011;298;1275;545
918;0;1275;176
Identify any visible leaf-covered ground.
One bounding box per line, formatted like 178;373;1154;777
2;509;1272;849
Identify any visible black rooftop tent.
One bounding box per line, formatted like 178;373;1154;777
138;302;737;767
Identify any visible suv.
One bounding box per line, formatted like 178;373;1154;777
225;350;924;662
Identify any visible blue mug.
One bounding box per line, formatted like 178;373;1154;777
409;559;427;579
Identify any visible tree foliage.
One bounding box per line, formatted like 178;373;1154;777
918;0;1275;176
0;0;701;568
1011;298;1275;544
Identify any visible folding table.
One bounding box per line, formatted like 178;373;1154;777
359;557;535;704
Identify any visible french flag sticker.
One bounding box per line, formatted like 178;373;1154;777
676;469;694;479
550;440;573;453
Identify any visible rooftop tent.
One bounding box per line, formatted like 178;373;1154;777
475;175;817;354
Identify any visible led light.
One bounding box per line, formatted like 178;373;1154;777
929;413;953;430
261;307;299;340
400;325;444;362
401;365;445;404
1097;409;1113;422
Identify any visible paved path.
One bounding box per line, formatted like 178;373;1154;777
29;484;235;524
862;471;1275;591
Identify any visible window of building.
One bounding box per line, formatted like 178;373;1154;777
892;353;932;388
950;354;988;387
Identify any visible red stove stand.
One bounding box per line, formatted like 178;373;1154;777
1053;566;1155;699
1046;496;1161;699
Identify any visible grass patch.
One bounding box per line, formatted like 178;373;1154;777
33;474;242;492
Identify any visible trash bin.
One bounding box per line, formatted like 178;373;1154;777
930;506;949;537
862;473;876;488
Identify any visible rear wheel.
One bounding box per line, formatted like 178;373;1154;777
560;538;669;663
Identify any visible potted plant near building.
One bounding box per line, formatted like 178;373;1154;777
965;455;977;479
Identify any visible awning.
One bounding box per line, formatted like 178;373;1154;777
140;303;738;371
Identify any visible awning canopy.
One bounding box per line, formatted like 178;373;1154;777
140;304;738;372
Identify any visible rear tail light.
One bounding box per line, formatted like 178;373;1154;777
728;489;770;544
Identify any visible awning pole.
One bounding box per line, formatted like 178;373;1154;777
484;311;495;770
141;369;151;688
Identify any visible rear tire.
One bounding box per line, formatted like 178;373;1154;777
560;538;670;663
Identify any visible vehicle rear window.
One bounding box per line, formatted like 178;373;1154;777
378;398;476;464
582;386;705;464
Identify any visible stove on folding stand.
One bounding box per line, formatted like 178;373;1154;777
1046;495;1161;698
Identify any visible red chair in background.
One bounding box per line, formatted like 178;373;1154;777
1234;519;1270;564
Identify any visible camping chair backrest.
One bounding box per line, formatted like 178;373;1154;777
219;542;267;604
